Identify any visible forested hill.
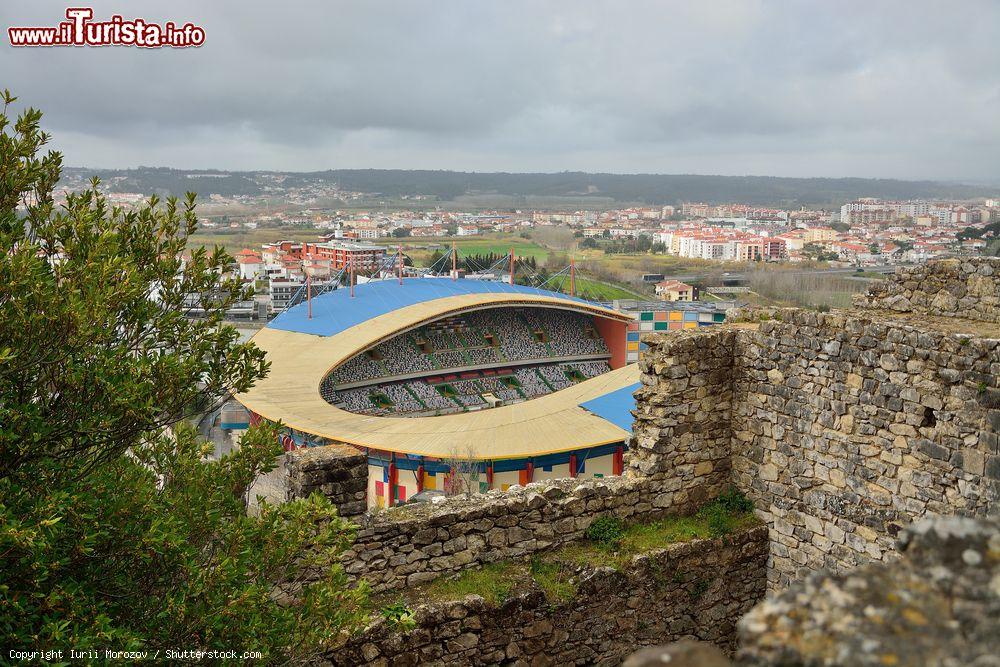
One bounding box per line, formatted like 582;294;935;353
62;166;992;208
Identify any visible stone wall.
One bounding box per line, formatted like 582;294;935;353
343;476;663;592
303;305;997;595
271;444;369;518
624;515;1000;667
730;309;999;588
329;525;768;666
630;327;737;508
853;257;1000;322
736;515;1000;667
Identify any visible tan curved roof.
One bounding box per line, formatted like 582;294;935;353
236;292;638;460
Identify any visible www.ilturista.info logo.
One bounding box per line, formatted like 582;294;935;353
8;8;205;48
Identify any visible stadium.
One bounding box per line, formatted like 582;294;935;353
235;252;726;508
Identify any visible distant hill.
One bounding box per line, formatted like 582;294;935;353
62;167;994;208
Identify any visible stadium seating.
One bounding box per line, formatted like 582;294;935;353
324;307;609;386
572;360;612;378
537;364;574;391
513;367;549;398
320;307;615;415
324;356;617;416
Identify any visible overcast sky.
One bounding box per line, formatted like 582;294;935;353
2;1;998;180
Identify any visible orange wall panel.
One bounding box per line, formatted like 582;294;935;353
593;316;628;369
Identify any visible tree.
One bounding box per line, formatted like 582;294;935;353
391;227;409;237
0;91;367;657
802;242;839;262
580;237;598;249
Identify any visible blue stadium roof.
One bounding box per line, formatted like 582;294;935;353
578;382;641;432
268;278;599;337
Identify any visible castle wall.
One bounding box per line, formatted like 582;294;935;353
630;327;737;504
329;525;768;666
853;257;1000;322
731;309;999;588
736;516;1000;667
342;476;665;592
272;258;1000;665
283;444;368;518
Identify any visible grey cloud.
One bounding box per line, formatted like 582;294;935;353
0;0;997;179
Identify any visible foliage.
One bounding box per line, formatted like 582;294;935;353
579;236;598;249
696;488;756;538
747;268;864;309
802;242;840;262
601;235;653;255
1;424;369;657
379;602;416;632
585;515;625;547
956;221;1000;242
0;92;268;478
0;91;366;659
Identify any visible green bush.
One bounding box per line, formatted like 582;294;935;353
380;603;416;632
0;91;367;660
695;487;756;538
716;486;755;514
585;516;625;547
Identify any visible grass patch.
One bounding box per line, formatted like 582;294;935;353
396;488;759;609
530;557;577;603
420;562;522;606
543;274;645;301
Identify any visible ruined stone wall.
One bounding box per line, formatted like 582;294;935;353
343;476;668;592
624;516;1000;667
730;309;999;588
276;444;368;518
329;525;768;667
736;516;1000;667
297;298;997;598
630;327;737;508
853;257;1000;322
